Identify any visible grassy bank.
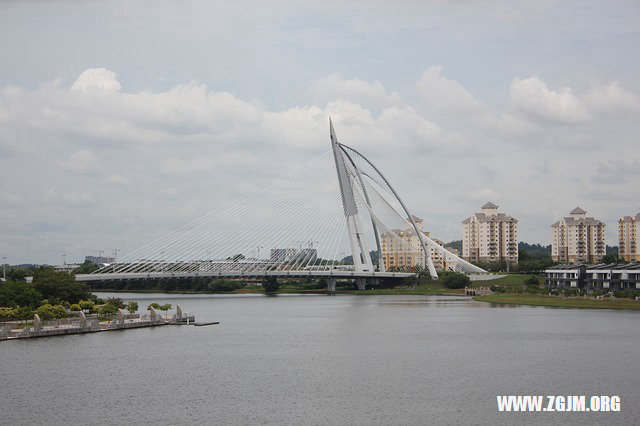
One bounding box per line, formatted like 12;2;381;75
470;273;543;287
474;293;640;310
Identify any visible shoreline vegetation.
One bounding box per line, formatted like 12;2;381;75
3;266;640;316
91;275;640;311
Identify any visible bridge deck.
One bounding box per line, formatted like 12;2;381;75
76;270;415;282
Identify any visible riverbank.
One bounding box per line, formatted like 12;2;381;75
474;293;640;310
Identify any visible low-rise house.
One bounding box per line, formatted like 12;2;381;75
544;264;586;289
545;263;640;291
584;263;640;291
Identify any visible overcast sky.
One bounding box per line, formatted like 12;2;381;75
1;0;639;264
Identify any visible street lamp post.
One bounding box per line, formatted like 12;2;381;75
112;249;120;272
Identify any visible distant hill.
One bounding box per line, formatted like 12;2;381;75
339;241;618;262
518;242;551;259
444;240;462;251
446;241;552;261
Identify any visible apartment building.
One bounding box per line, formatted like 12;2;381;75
461;202;518;263
619;212;640;262
551;207;606;263
381;216;451;272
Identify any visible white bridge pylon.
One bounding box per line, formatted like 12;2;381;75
78;120;484;284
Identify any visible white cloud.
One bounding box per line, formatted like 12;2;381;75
416;66;541;138
58;149;103;174
71;68;122;94
310;73;403;108
510;76;591;124
582;82;640;116
158;152;259;175
417;66;488;116
1;66;639;262
105;174;131;186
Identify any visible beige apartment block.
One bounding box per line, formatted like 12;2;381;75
619;212;640;262
381;216;452;272
551;207;606;263
461;202;518;263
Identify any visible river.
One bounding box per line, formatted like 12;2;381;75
2;293;639;425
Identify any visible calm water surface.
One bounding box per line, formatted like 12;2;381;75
2;294;640;425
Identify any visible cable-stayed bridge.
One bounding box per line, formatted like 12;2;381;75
76;120;484;290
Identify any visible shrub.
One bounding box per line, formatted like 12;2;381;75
79;300;95;313
34;304;68;320
524;275;539;286
207;279;244;292
442;272;470;289
526;286;540;294
98;304;119;316
126;302;139;314
105;297;126;309
262;277;280;293
0;307;15;321
14;306;33;321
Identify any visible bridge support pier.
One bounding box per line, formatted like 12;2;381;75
355;277;367;290
326;278;337;293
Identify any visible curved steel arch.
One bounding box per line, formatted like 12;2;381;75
337;142;438;278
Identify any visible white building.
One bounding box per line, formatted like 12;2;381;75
551;207;606;263
619;212;640;262
461;202;518;264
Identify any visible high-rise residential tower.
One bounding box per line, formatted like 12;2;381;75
461;202;518;264
618;211;640;262
551;207;606;263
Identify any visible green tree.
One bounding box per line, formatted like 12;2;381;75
207;279;244;292
73;260;100;274
442;272;470;289
79;300;95;313
34;304;68;320
262;277;280;293
105;297;126;309
0;280;43;308
158;303;172;315
32;269;92;304
126;301;139;314
601;253;622;264
0;307;15;322
98;304;119;316
70;303;81;312
147;302;162;311
13;306;33;322
52;305;68;319
524;275;540;286
6;267;28;281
